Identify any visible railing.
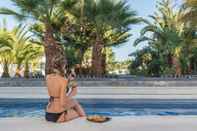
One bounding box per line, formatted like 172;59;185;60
0;76;197;87
1;74;197;80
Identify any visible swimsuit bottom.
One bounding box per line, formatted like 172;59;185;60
45;110;67;122
45;96;75;122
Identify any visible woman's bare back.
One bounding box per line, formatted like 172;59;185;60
46;74;67;113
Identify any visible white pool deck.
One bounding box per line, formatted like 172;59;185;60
0;86;197;131
0;116;197;131
0;86;197;99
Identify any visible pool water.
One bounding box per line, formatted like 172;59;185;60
0;99;197;117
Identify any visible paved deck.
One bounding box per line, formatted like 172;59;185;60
0;86;197;99
0;116;197;131
1;86;197;131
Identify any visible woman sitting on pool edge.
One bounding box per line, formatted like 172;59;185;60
45;64;86;123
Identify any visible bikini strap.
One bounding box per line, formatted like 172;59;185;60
49;96;60;101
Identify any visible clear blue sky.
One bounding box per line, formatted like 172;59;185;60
113;0;158;61
0;0;182;61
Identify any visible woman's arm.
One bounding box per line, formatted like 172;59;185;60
60;79;69;108
67;86;77;98
67;80;78;98
60;79;77;109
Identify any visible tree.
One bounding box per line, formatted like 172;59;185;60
180;0;197;74
60;17;94;72
23;44;43;78
12;25;32;77
0;20;14;77
0;20;43;78
129;47;158;76
133;0;184;76
181;0;197;26
80;0;140;76
0;0;78;76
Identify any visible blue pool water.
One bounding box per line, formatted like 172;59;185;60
0;99;197;117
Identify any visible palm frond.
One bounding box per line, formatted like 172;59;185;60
0;8;27;21
134;36;154;46
140;25;163;37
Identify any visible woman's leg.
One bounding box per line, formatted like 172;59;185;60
73;102;86;117
57;109;79;123
65;99;86;117
64;109;79;121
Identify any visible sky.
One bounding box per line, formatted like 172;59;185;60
0;0;183;61
113;0;158;61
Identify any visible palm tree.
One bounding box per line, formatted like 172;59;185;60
0;19;43;78
181;0;197;26
0;20;14;77
0;0;77;76
81;0;140;76
0;35;13;77
180;0;197;74
179;27;197;74
12;25;44;78
60;18;94;72
134;0;184;76
129;47;157;76
23;44;43;78
11;25;33;77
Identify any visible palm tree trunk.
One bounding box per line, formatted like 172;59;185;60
187;60;191;74
44;23;67;76
2;60;10;78
92;34;104;77
15;64;22;77
24;61;29;78
172;56;181;77
77;48;85;76
101;48;106;75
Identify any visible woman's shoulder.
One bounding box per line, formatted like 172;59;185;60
46;74;68;83
46;74;56;78
46;74;64;79
57;75;68;85
46;74;53;81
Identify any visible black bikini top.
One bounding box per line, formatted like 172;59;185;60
49;96;60;102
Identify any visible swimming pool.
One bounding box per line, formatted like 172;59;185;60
0;99;197;117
